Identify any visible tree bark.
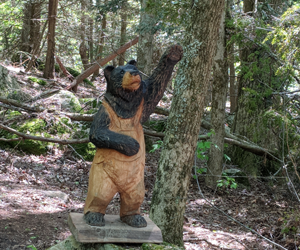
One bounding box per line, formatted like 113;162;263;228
149;0;225;245
26;19;48;72
137;0;156;77
20;2;32;53
229;44;237;113
205;7;228;188
118;1;128;66
231;0;284;176
43;0;59;79
92;15;106;80
79;0;89;70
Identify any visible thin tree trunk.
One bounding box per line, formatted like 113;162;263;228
149;0;225;245
229;44;237;113
92;15;106;80
43;0;59;79
80;0;89;70
118;1;128;66
205;7;228;188
88;16;94;63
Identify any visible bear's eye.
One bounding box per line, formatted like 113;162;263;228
120;69;125;75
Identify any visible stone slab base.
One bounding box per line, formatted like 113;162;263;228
68;213;163;244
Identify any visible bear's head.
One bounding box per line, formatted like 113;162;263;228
104;60;143;102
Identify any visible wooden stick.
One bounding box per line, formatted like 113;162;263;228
68;36;139;92
56;56;75;81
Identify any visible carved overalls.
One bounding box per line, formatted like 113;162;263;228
84;100;145;217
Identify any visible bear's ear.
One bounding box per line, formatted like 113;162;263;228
127;60;137;66
104;65;115;80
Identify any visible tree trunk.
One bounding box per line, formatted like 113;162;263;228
149;0;225;245
26;19;48;72
29;1;42;51
92;15;106;80
137;0;156;76
231;0;283;176
229;43;237;113
79;0;89;70
20;2;32;53
205;7;228;188
43;0;59;79
118;1;128;66
88;16;94;64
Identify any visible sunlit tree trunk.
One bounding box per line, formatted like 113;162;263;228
137;0;156;76
205;7;228;188
43;0;58;79
150;0;225;245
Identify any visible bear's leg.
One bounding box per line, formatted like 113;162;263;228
84;162;117;226
119;180;147;227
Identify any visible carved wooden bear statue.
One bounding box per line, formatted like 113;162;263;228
84;45;183;228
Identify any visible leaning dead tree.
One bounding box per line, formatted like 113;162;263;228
68;36;139;92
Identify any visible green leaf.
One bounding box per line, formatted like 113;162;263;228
27;245;37;250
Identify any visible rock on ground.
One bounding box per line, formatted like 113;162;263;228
0;64;20;97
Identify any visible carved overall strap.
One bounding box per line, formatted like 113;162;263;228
102;99;144;128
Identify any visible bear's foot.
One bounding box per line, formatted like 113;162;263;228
120;214;147;228
84;212;105;226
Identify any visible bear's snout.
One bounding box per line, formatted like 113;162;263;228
122;71;141;91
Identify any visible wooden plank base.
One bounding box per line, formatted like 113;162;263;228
68;213;163;243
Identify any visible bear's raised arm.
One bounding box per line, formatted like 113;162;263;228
141;45;183;123
90;105;140;156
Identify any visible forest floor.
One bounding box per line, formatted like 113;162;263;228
0;65;300;250
1;147;300;250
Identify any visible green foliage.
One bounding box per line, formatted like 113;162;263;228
28;76;47;86
26;245;37;250
0;118;49;155
65;67;93;86
149;140;163;153
196;141;211;161
217;173;238;190
0;2;22;54
280;210;300;236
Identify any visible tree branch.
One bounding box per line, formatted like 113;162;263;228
0;96;43;112
68;36;139;92
0;123;89;145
